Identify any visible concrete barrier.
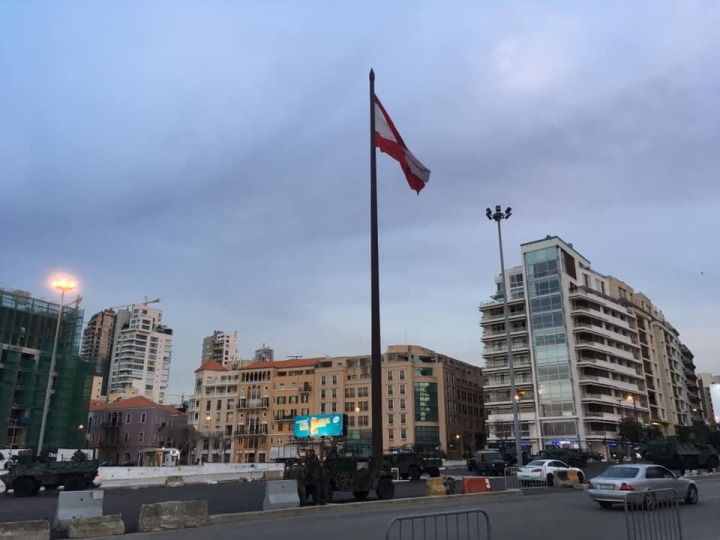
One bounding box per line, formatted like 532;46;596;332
462;477;492;494
165;476;185;487
54;490;104;531
552;470;580;487
0;520;50;540
425;477;446;496
68;515;125;539
263;480;301;511
138;500;210;532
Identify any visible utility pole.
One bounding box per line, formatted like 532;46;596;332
486;206;523;467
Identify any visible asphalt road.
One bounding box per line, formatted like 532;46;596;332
116;477;720;540
0;460;612;538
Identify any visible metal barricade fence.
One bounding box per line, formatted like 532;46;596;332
503;466;549;490
386;508;491;540
623;488;683;540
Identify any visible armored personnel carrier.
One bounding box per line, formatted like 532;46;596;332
1;451;100;497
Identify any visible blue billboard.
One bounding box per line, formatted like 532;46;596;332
293;414;346;438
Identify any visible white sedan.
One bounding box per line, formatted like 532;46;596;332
516;459;584;486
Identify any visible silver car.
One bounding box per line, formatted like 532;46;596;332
588;464;698;509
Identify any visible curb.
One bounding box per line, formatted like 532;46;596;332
210;490;523;525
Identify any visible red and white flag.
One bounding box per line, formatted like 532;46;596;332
374;96;430;194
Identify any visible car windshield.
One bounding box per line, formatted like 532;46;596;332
598;466;640;479
482;453;503;461
526;460;547;466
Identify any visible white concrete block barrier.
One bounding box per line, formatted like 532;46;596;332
0;519;50;540
54;490;104;531
263;480;301;511
138;499;210;532
68;515;125;539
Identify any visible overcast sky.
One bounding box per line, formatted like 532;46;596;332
1;1;718;402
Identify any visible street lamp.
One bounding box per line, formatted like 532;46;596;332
486;205;523;467
37;277;77;454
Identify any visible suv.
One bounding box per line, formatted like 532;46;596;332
467;450;506;476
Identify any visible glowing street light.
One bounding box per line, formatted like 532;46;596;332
37;277;78;454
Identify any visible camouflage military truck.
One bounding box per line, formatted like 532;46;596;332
284;452;395;504
531;448;588;468
1;451;100;497
383;448;442;480
643;437;719;475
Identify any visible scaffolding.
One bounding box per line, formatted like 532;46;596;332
0;288;92;451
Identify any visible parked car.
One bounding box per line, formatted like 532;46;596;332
587;452;605;462
587;464;698;509
516;459;584;487
467;450;506;476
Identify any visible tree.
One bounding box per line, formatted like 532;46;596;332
180;426;201;465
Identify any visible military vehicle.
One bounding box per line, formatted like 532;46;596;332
530;448;588;468
284;450;395;504
1;451;100;497
383;445;442;480
466;450;506;476
495;444;531;466
642;437;719;474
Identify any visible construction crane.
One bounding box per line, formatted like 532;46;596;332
108;297;161;310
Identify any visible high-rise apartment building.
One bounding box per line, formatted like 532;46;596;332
254;344;274;363
698;373;720;425
188;345;484;463
81;309;118;395
480;236;698;455
0;288;93;450
201;330;238;367
108;305;173;404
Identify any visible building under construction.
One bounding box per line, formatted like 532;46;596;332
0;288;93;451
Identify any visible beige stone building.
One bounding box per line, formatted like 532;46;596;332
189;347;484;462
313;345;484;458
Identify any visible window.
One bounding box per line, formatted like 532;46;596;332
321;376;327;386
358;416;369;427
331;402;337;412
400;413;407;424
216;412;221;422
345;388;355;398
332;375;338;385
301;408;309;415
387;370;394;381
415;426;440;446
345;402;355;413
401;428;407;439
388;429;394;440
348;416;356;427
387;399;394;410
414;382;439;422
359;401;369;411
206;402;211;411
301;394;309;403
358;387;369;397
140;413;146;423
400;384;406;395
138;432;145;443
399;370;405;380
217;400;222;410
387;384;394;396
400;399;406;409
123;432;129;443
125;413;131;424
321;403;326;413
388;414;394;424
331;389;337;399
320;390;326;400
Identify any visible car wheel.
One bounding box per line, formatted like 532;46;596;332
578;471;585;484
706;456;719;472
546;474;554;487
685;485;698;505
598;501;613;509
427;467;441;478
376;478;395;500
409;466;422;482
13;477;37;497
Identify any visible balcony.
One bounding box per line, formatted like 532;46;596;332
480;310;527;325
483;360;532;373
487;412;536;423
583;411;621;422
235;428;268;436
574;339;639;364
299;384;312;393
236;399;269;410
575;357;642;379
274;413;296;421
483;343;530;357
101;420;122;429
579;374;645;394
484;378;535;389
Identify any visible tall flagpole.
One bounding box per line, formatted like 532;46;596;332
369;68;383;469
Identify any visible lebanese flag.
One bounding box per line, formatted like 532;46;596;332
374;96;430;194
